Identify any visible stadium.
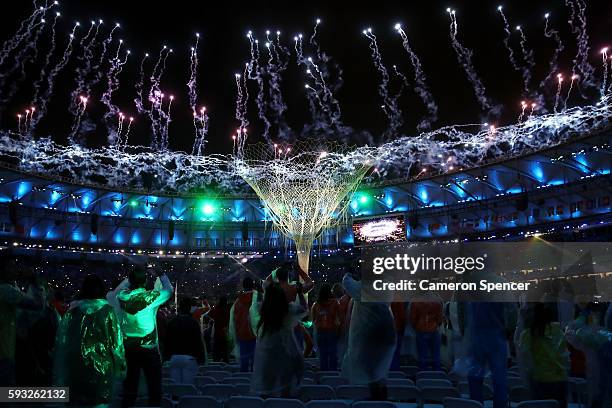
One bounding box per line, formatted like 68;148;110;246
1;1;612;408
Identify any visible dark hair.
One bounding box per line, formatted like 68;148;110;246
77;274;106;300
179;297;193;314
129;266;147;289
530;303;556;339
217;295;228;308
317;283;333;303
332;283;344;298
275;262;292;282
243;277;254;291
257;283;289;336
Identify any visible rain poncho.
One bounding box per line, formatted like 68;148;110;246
518;322;569;383
250;288;307;396
341;274;396;385
54;298;125;406
111;275;173;349
566;310;612;407
0;283;42;362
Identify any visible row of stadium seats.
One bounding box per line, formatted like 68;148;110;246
141;395;562;408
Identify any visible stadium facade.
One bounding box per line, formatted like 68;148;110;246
0;131;609;257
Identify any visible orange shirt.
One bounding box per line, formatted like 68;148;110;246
409;301;443;333
311;299;339;332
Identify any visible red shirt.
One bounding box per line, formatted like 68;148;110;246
233;292;256;341
311;299;339;332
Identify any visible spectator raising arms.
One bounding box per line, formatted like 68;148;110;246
54;274;125;407
251;280;307;398
109;266;173;408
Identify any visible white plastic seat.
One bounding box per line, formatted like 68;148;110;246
194;375;217;386
334;385;369;401
318;376;349;387
444;397;484;408
298;385;336;402
388;371;407;378
236;383;252;396
223;377;251;385
305;400;350;408
516;401;559;408
179;395;221;408
264;398;306;408
352;402;396;408
205;370;231;381
387;385;419;403
417;378;453;388
232;372;254;379
387;378;414;386
420;386;461;403
416;371;450;381
167;383;199;399
401;366;419;378
225;396;265;408
198;384;237;401
315;371;340;381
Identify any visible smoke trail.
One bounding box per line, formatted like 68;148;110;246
601;48;608;98
69;96;88;143
539;13;564;92
554;74;563;113
29;23;79;131
564;74;577;110
246;36;272;142
191;107;209;156
394;24;438;131
89;22;120;92
101;41;130;144
187;34;210;155
363;28;403;140
0;1;55;67
299;18;348;139
264;30;290;139
68;20;101;116
187;34;200;115
496;8;522;75
31;11;60;110
121;116;133;148
565;0;595;92
146;46;172;149
446;9;498;115
0;16;47;113
515;25;535;96
133;52;149;121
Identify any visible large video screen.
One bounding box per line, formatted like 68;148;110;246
352;215;407;246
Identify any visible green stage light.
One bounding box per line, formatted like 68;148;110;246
201;201;216;215
129;200;138;207
358;193;369;204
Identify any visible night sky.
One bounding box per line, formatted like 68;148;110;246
0;0;611;155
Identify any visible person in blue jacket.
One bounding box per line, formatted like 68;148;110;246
467;302;508;408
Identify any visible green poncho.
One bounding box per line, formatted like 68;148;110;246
54;299;126;405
